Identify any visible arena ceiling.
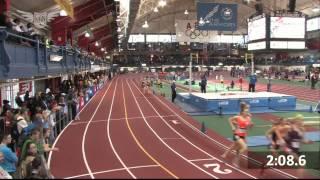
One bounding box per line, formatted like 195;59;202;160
131;0;320;34
8;0;320;54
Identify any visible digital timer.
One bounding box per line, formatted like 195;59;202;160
266;155;306;167
247;152;319;170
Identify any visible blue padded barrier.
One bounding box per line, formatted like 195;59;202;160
227;131;320;147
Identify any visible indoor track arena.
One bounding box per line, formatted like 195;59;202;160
0;0;319;179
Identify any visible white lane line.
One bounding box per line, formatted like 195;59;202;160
126;80;219;179
297;117;320;119
161;138;183;140
109;115;178;121
70;119;108;126
110;117;142;121
147;115;178;119
81;79;116;179
189;158;216;162
107;79;136;179
48;80;112;169
146;81;298;179
135;96;158;99
65;165;160;179
131;79;257;179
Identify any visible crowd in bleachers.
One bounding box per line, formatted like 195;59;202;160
255;56;320;66
0;13;95;61
0;11;43;45
0;72;107;179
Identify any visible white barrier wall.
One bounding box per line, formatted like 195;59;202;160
256;65;306;72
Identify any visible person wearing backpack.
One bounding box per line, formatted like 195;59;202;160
10;115;28;152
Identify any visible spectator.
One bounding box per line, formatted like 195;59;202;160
0;11;11;28
239;76;243;90
46;104;59;140
20;127;58;162
38;92;48;110
70;89;78;120
24;91;30;103
311;72;318;89
11;111;29;150
200;78;207;93
45;89;54;108
248;73;257;92
267;77;272;92
108;72;112;80
20;108;30;123
171;80;177;103
43;128;53;150
0;134;18;177
20;128;43;161
0;152;12;179
58;96;67;115
1;100;11;117
15;92;23;108
18;142;38;179
25;23;36;36
25;156;47;179
230;80;235;89
11;18;23;33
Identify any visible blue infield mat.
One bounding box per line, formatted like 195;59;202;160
227;131;320;147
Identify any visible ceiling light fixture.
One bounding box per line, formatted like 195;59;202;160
85;31;90;37
101;48;105;52
158;0;167;7
312;7;320;12
142;20;149;28
154;7;159;12
60;10;67;16
95;41;99;46
184;9;189;15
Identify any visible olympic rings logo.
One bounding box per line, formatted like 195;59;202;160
184;22;209;39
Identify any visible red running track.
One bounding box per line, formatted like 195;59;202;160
48;74;317;179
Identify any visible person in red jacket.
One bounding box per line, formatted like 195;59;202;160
239;77;243;91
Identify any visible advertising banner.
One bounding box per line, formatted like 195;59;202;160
197;3;238;31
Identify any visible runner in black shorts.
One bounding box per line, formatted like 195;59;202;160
266;118;288;155
284;116;311;157
283;116;312;178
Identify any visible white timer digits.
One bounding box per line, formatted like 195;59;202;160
266;155;306;167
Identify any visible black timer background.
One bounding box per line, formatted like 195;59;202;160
247;151;320;169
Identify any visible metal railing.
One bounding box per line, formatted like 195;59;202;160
41;77;108;178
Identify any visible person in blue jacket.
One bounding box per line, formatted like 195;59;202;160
248;73;257;92
0;134;18;177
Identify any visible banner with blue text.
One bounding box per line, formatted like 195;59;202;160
197;3;238;31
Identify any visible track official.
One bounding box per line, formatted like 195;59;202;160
248;73;257;92
171;81;177;103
